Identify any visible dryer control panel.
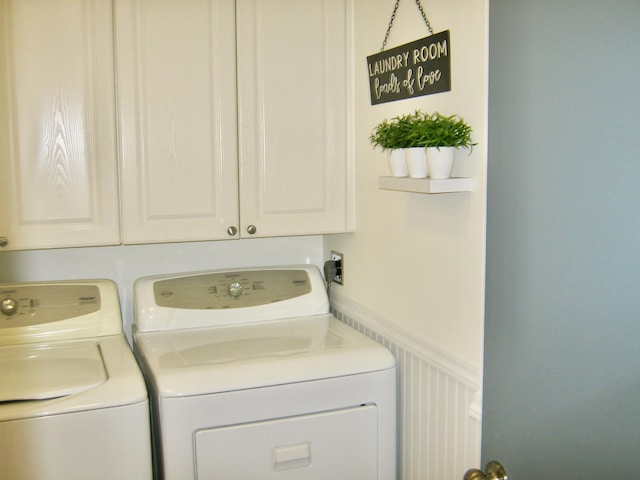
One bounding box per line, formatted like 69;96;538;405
153;269;312;310
134;265;330;332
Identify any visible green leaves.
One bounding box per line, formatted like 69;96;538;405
369;110;426;149
427;112;475;150
370;111;475;151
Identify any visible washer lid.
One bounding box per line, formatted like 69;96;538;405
133;315;396;397
0;341;106;402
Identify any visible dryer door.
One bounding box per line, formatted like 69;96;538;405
195;405;378;479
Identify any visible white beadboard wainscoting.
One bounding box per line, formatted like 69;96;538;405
330;290;482;480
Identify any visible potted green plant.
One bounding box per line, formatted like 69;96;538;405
370;111;430;178
422;112;475;179
370;111;476;179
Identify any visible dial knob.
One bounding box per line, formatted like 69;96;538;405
1;298;18;316
227;281;244;297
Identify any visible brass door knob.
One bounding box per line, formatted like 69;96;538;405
464;461;509;480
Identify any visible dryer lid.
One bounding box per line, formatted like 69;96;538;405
0;341;107;402
134;315;396;397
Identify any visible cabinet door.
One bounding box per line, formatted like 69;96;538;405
236;0;354;238
0;0;120;251
115;0;239;244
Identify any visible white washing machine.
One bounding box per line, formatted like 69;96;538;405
132;265;396;480
0;279;153;480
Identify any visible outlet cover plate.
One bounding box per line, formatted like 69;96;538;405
331;251;343;285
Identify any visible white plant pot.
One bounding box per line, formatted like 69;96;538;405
404;147;428;178
427;146;455;179
387;149;407;177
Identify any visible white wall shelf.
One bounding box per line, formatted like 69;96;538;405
378;177;472;194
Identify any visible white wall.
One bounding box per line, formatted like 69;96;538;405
324;0;488;370
0;236;323;340
1;0;489;372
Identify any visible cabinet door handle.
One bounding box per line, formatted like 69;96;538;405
227;226;238;236
0;237;8;248
246;225;257;235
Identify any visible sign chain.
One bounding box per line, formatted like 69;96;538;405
414;0;434;36
380;0;434;51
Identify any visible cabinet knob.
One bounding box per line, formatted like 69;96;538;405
247;225;257;235
227;226;238;236
0;237;8;248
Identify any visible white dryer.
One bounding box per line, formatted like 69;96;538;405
133;265;396;480
0;280;153;480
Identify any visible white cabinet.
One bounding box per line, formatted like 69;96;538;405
116;0;354;242
115;0;240;243
236;0;354;238
1;0;353;250
0;0;120;251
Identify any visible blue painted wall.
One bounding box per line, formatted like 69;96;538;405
483;1;640;477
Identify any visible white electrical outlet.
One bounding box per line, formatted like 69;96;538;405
331;251;343;285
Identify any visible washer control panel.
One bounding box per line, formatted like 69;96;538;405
153;269;312;309
0;285;101;328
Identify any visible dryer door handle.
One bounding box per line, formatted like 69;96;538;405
273;442;311;471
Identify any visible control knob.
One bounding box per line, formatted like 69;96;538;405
1;298;18;316
227;281;244;297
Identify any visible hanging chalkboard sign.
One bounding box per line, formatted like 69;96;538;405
367;30;451;105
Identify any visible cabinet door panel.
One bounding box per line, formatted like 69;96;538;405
0;0;119;250
116;0;239;243
237;0;354;237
